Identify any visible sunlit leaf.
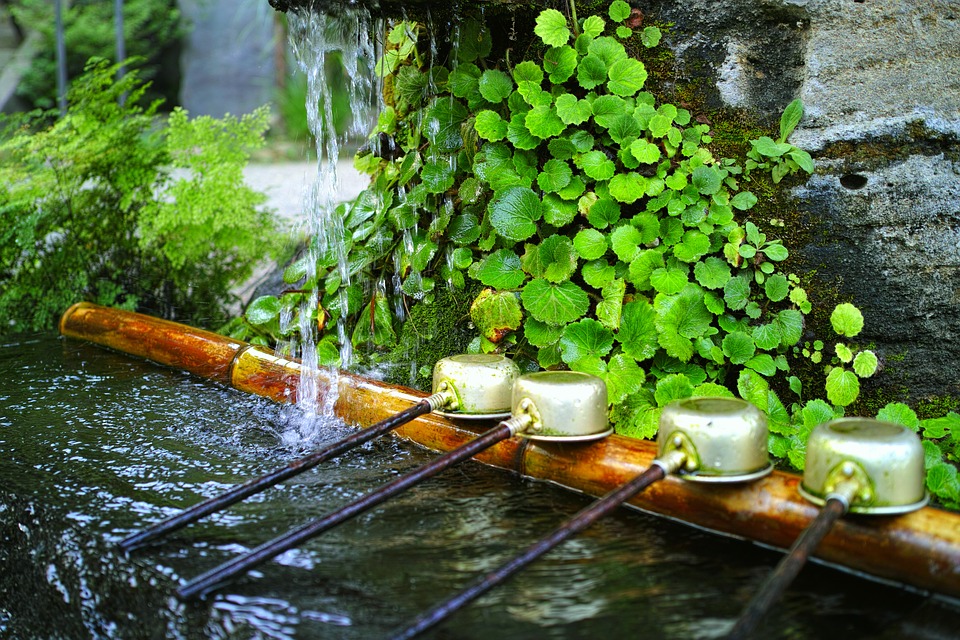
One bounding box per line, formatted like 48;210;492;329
618;299;658;361
830;302;864;337
573;228;608;260
597;277;626;330
543;46;578;84
607;58;647;96
577;54;608;89
521;278;590;325
654;373;694;407
693;256;731;290
489;186;542;241
525;317;563;347
876;402;920;431
560;318;615;365
478;69;514;103
474;110;508;141
535;8;572;47
825;367;860;406
722;331;756;364
476;249;525;289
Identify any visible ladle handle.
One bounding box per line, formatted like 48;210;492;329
176;421;515;601
119;399;434;552
727;497;848;639
390;464;668;640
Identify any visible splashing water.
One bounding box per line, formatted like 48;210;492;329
285;8;379;443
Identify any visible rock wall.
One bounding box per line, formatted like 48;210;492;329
636;0;959;398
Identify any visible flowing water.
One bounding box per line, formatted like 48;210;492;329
1;333;959;639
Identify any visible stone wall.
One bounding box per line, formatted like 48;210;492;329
637;0;959;398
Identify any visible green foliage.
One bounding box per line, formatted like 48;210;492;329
744;99;814;183
0;59;281;334
10;0;182;110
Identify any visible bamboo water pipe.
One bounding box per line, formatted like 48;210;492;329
59;302;960;599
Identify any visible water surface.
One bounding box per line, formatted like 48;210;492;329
1;334;958;639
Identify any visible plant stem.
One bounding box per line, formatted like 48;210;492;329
570;0;580;37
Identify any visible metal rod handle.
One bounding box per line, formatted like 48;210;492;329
726;497;849;639
119;399;435;552
390;463;668;640
176;421;516;601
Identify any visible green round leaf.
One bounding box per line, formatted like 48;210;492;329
830;302;864;337
730;190;758;211
692;165;723;195
448;63;482;99
476;249;525;289
580;150;616;181
507;113;540;150
673;230;711;263
763;273;790;302
722;331;757;364
525;318;563;347
650;267;688;295
554;93;592;126
478;69;514;103
607;58;648;96
641;25;662;48
246;295;281;325
587;36;628;68
611;224;644;262
534;8;572;47
542;193;578;226
774;309;804;346
654;373;695;407
474;110;508;141
424;98;468;152
458;19;493;62
693;256;732;290
577;54;608;90
835;343;854;363
583;259;616;289
537;158;573;193
723;275;751;310
448;212;482;245
853;350;879;377
619;299;659;361
539;235;579;283
421;160;455;194
608;172;647;204
877;402;920;431
604;354;646;404
609;0;631;21
513;60;544;84
522;279;590;325
587;198;621;229
560;318;615;365
543;46;578;84
490;186;542;241
470;289;523;342
826;367;860;407
582;15;605;38
752;323;781;350
762;242;789;261
525;105;566;139
574;228;608;260
630;139;661;164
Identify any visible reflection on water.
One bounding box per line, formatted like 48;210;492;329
1;334;958;639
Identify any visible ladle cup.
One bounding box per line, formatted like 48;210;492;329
119;354;518;552
727;418;927;639
175;370;611;601
390;396;771;640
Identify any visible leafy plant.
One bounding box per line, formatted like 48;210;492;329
0;58;281;334
10;0;182;110
744;99;814;183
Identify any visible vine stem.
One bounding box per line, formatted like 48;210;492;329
570;0;580;37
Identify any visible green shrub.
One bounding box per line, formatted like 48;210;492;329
0;58;282;334
10;0;182;110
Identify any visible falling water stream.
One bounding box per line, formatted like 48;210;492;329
284;7;379;438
